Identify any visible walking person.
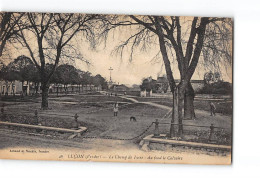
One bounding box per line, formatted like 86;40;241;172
113;102;119;117
210;102;216;116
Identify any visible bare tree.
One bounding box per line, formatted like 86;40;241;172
104;15;232;136
0;12;24;57
13;12;98;109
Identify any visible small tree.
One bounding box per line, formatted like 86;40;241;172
27;64;40;95
204;71;214;85
204;71;222;85
140;77;157;92
92;74;108;90
53;64;79;94
8;55;35;96
81;71;92;92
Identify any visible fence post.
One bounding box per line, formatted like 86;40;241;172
73;113;79;129
153;119;160;137
208;124;215;143
34;110;39;125
1;103;5;121
34;110;42;133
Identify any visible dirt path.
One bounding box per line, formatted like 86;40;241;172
0;128;231;165
119;95;171;111
119;96;139;103
0;128;139;152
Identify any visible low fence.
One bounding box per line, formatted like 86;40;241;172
0;103;84;139
0;105;80;129
0;121;87;138
152;119;231;145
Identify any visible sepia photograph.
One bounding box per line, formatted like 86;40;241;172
0;12;233;165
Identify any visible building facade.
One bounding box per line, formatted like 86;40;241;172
0;80;23;95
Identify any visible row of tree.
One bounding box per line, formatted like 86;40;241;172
0;55;108;96
52;64;108;95
140;72;232;95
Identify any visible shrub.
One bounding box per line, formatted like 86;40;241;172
197;81;232;95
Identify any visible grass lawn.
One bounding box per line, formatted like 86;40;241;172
0;92;232;145
0;94;168;133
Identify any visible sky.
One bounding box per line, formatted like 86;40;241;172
1;15;232;87
74;24;232;86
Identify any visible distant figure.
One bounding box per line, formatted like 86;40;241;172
130;116;137;122
113;102;119;117
210;102;216;116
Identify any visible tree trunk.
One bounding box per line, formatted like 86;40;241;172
41;83;49;110
11;82;15;96
5;81;9;96
25;86;28;96
169;88;178;137
154;17;177;138
64;84;67;95
35;82;39;95
21;81;24;97
184;82;196;120
56;84;59;97
177;84;185;136
25;81;29;96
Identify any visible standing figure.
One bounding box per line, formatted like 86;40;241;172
113;102;119;117
210;102;216;116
